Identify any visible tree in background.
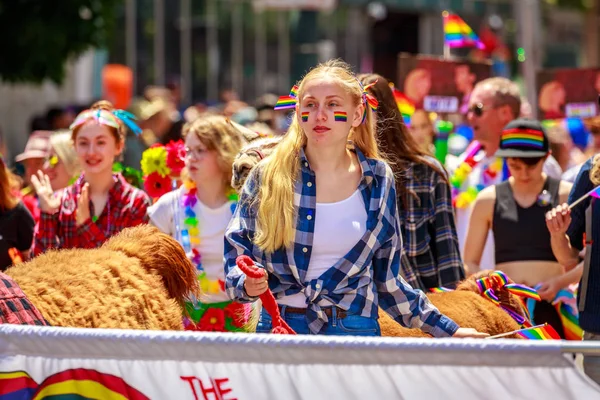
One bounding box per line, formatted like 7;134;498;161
0;0;121;84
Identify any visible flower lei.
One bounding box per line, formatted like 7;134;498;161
450;141;509;208
181;180;238;296
141;140;185;199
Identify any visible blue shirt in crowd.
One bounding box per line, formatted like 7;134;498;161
567;157;600;333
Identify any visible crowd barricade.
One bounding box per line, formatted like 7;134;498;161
1;325;600;399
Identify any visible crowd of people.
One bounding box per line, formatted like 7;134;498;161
1;59;600;383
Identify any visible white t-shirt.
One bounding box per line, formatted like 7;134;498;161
279;190;368;308
449;153;562;270
148;188;234;303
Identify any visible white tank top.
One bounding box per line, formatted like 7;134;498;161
279;190;368;308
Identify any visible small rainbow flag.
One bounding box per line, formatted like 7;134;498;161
590;186;600;199
334;111;347;122
429;287;453;293
301;112;309;122
517;323;561;340
442;11;484;50
274;96;297;110
391;87;415;124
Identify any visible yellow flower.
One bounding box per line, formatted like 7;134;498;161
141;146;171;177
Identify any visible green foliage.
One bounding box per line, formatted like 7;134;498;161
0;0;122;84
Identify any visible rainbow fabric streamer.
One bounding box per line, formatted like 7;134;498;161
334;111;347;122
391;87;415;124
274;85;299;110
526;285;583;341
504;283;542;301
301;112;309;122
516;323;561;340
442;11;484;49
360;81;379;124
501;128;545;150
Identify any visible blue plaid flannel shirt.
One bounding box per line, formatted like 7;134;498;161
224;145;459;336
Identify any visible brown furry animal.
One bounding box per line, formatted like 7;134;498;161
231;135;282;192
7;225;198;330
380;270;526;338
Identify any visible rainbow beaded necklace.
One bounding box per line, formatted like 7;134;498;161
179;180;238;296
450;141;510;208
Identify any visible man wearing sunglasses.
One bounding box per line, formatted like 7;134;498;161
452;77;562;271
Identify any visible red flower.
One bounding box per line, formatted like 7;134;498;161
166;140;186;174
198;308;226;332
224;302;247;328
144;171;171;199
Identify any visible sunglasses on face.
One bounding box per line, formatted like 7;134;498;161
45;155;60;169
468;103;486;117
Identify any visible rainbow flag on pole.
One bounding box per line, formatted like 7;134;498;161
442;11;484;49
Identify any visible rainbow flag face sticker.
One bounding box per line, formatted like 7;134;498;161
301;112;309;122
501;128;545;150
334;111;347;122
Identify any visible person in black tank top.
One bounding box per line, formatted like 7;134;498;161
493;176;560;264
465;119;579;338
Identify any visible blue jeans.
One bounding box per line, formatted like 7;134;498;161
256;305;381;336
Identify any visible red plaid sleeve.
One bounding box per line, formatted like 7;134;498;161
77;218;107;248
0;272;48;326
123;188;151;227
32;211;60;256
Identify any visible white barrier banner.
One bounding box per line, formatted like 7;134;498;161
0;325;599;399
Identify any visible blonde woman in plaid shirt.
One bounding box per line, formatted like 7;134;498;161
224;60;485;338
359;74;465;291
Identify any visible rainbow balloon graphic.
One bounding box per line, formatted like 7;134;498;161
442;11;484;49
0;369;149;400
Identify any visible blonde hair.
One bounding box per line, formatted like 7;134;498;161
254;59;381;253
50;130;81;179
182;115;245;188
591;154;600;186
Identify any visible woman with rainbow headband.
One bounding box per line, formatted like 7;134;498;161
32;101;151;255
224;60;486;338
148;115;252;332
465;119;580;339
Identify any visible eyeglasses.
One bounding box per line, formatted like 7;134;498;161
468;103;486;117
184;146;209;159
